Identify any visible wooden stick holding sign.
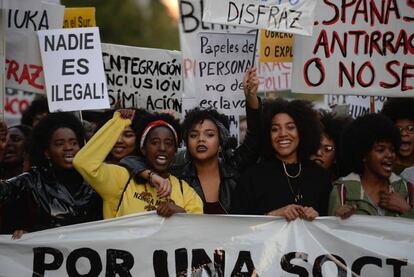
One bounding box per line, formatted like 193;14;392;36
370;96;375;114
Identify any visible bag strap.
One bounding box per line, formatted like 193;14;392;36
178;178;183;194
116;175;132;213
407;182;414;207
336;183;347;206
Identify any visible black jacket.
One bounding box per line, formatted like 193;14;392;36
0;166;102;233
120;103;262;213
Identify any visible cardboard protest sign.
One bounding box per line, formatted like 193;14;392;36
63;7;96;28
259;30;293;63
194;32;255;115
102;43;183;114
4;88;35;125
257;61;292;91
38;27;109;112
179;0;292;115
326;94;386;119
292;0;414;97
203;0;318;36
6;1;64;94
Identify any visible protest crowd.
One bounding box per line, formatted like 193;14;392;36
0;0;414;275
1;70;414;237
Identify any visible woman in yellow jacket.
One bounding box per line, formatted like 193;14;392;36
74;110;203;219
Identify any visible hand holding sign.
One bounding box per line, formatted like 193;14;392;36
243;67;260;109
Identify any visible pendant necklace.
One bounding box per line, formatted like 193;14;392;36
282;161;303;204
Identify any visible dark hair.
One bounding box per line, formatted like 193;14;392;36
341;113;401;175
96;108;150;134
21;97;49;126
182;107;230;147
29;112;85;167
319;110;353;177
381;98;414;122
135;113;181;155
262;98;321;161
9;124;32;139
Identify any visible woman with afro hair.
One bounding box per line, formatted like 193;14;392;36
381;98;414;175
74;110;203;219
119;68;261;214
232;98;331;221
310;110;352;181
329;113;414;219
0;113;102;238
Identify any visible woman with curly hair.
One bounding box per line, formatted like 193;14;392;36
120;68;261;214
381;98;414;175
329;113;414;219
74;110;203;218
232;99;331;221
0;124;32;234
0;113;102;238
310;110;352;181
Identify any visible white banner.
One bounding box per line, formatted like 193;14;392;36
194;32;255;115
101;43;183;114
292;0;414;97
38;27;109;112
1;213;414;276
203;0;317;36
6;1;64;94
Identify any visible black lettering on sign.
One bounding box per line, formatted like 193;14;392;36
280;252;309;277
44;32;94;52
66;248;102;277
153;250;169;277
175;248;188;277
351;256;382;275
33;247;64;276
106;249;134;277
231;250;257;276
8;9;48;30
386;258;407;277
191;249;225;276
312;254;347;277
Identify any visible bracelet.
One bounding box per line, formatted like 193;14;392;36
148;171;155;186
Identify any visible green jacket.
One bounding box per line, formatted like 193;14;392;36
329;173;414;219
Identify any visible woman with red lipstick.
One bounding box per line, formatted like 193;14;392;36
381;98;414;175
74;110;203;219
232;99;331;221
329;114;414;218
120;68;261;214
0;113;102;238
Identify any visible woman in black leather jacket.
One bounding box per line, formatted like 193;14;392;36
121;68;261;214
0;113;102;238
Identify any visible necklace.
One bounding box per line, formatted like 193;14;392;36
282;161;303;204
282;161;301;178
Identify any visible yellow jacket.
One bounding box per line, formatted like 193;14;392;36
73;112;203;219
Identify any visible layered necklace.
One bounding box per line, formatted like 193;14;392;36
282;161;303;204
